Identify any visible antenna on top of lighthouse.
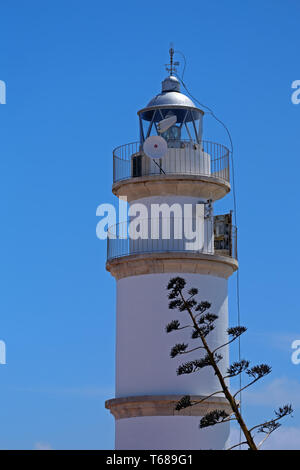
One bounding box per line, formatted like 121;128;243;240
165;43;179;75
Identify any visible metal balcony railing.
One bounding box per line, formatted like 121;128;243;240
106;217;237;262
113;140;230;184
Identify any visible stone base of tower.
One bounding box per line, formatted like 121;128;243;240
115;416;230;450
106;394;231;450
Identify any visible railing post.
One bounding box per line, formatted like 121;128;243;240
113;153;115;182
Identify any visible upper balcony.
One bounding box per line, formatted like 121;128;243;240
112;140;231;202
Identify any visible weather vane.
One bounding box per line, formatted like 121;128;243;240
165;43;179;75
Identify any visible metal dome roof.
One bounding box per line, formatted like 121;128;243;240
137;74;203;122
145;75;196;108
146;91;196;108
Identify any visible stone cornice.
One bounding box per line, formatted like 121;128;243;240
105;394;231;420
112;174;230;202
106;252;238;280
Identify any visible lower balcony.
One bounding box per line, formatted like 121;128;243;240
106;217;238;280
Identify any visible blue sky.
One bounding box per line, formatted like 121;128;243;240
0;0;300;449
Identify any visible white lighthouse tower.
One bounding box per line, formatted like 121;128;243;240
105;50;238;450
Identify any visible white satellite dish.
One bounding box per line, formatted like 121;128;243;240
143;135;168;159
157;115;177;133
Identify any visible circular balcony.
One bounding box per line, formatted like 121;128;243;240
106;218;238;280
112;140;231;201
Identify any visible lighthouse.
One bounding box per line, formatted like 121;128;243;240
105;50;238;450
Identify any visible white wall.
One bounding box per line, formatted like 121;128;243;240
115;272;229;397
138;147;211;177
115;416;230;450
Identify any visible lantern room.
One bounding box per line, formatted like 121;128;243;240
137;74;204;147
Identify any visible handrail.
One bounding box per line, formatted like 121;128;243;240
106;217;237;262
112;140;230;184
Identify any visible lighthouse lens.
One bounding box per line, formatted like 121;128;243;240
162;125;181;141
